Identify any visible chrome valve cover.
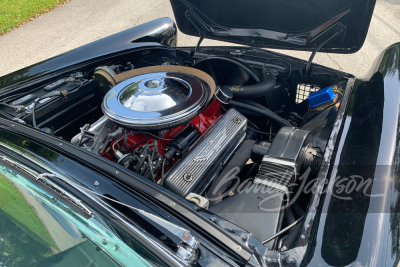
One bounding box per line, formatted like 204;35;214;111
164;108;247;197
102;71;211;130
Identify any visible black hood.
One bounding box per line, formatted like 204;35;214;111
170;0;376;53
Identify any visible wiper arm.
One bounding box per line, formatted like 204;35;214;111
36;173;93;218
0;153;94;219
38;173;200;262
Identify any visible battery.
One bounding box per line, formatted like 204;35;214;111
11;94;36;106
44;79;66;92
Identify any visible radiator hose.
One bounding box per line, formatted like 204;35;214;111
220;70;276;98
229;100;292;127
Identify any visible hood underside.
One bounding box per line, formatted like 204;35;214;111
170;0;376;53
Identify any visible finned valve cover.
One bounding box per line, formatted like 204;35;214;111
102;67;213;130
164;108;247;197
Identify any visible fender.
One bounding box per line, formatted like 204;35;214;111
305;42;400;266
0;17;177;91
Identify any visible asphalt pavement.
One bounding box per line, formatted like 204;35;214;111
0;0;399;78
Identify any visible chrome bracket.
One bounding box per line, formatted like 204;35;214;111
137;210;200;262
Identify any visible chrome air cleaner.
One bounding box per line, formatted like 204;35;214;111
102;66;215;130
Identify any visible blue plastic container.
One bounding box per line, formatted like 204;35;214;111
307;87;336;108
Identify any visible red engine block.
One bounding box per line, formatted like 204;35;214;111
100;99;222;161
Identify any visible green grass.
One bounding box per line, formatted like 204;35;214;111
0;173;57;249
0;0;68;35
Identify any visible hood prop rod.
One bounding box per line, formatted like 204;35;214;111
305;26;344;76
185;11;206;54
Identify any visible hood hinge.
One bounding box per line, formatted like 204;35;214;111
185;10;206;53
305;25;345;76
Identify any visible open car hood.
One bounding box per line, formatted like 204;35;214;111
170;0;376;53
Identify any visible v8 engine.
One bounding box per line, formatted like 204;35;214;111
71;65;232;191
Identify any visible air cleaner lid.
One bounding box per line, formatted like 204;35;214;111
102;69;212;130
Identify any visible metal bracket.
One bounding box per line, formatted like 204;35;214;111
77;124;93;146
136;209;200;262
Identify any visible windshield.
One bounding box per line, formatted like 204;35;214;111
0;163;155;267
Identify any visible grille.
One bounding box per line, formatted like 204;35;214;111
257;162;294;188
296;83;320;103
253;157;296;195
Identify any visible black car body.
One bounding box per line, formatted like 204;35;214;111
0;0;399;266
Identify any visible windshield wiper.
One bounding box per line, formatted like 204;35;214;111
38;172;200;262
36;173;93;218
0;153;93;219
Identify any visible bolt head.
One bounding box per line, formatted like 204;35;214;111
183;173;193;182
233;116;242;123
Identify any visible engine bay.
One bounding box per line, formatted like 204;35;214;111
0;47;352;250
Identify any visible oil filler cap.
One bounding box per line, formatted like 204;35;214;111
307;86;336;108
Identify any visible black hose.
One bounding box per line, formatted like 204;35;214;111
247;127;276;136
291;202;305;217
194;57;277;98
279;221;303;250
194;56;260;83
284;207;296;225
238;99;269;111
229;100;292;127
220;70;276;99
